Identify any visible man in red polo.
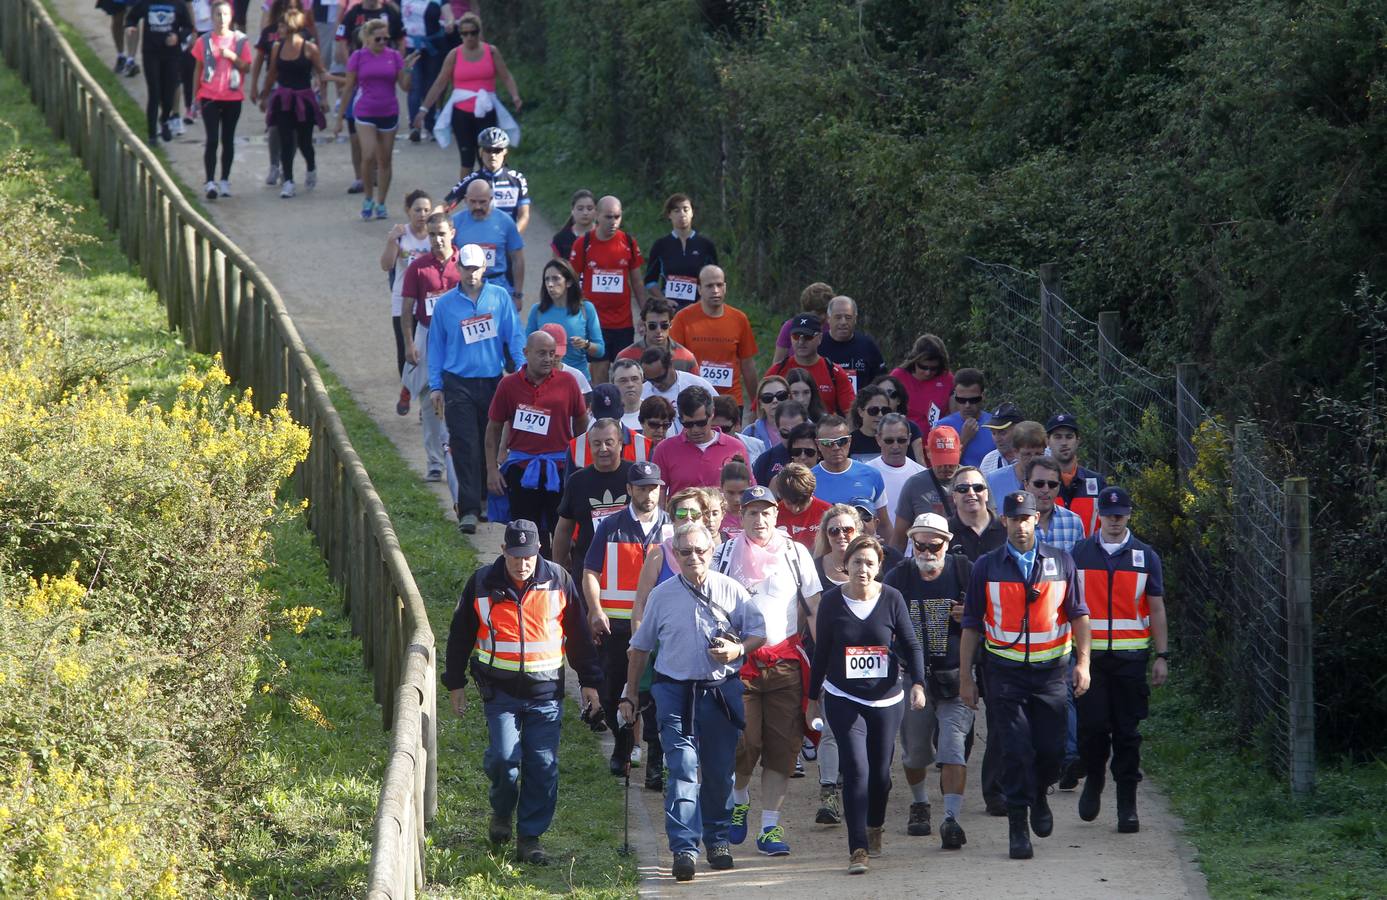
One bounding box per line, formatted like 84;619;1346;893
763;313;856;415
651;385;751;494
486;330;590;557
569;194;648;385
400;211;461;482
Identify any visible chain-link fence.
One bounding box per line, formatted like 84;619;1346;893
967;260;1314;791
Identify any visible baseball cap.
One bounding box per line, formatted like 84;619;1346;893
458;243;487;269
742;485;776;508
926;425;961;466
982;403;1024;430
627;460;664;487
590;383;622;421
907;512;952;541
538;323;568;356
789;313;822;336
849;497;876;520
1001;491;1038;517
1045;413;1080;434
503;519;541;557
1097;486;1133;516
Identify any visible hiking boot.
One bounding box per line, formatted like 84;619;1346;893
1116;782;1140;833
1031;789;1054;838
940;815;967;849
1058;758;1084;791
815;784;841;825
1008;807;1033;859
728;803;750;844
644;766;664;792
707;842;734;870
907;801;932;836
488;813;511;844
1079;771;1105;822
515;835;548;864
756;825;790;856
672;850;696;881
866;826;883;858
847;848;869;874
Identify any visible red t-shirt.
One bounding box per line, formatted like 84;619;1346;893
569;230;644;330
488;367;586;455
400;250;462;327
777;498;831;549
765;356;856;415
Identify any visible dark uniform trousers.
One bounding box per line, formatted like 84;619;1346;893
985;659;1069;808
443;372;501;518
599;621;633;740
1076;651;1149;784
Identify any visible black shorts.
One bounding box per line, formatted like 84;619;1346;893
355;113;398;132
95;0;127;15
600;327;635;363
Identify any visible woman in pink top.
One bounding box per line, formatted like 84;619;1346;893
888;333;955;433
335;18;419;220
190;0;252;200
416;11;521;177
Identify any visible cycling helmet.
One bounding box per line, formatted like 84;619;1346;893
478;127;510;150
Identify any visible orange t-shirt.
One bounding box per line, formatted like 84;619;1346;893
669;303;758;404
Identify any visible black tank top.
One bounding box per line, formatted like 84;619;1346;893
276;45;313;90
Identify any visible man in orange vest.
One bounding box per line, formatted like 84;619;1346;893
1047;413;1106;537
583;461;672;775
1071;487;1168;833
442;519;603;865
569;384;651;468
958;491;1092;860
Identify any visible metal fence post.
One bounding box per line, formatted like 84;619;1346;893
1176;362;1199;487
1284;476;1315;794
1097;310;1120;474
1038;264;1062;397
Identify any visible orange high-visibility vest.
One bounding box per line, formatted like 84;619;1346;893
1073;539;1156;652
570;427;650;467
1057;466;1105;536
983;557;1073;663
473;582;566;675
591;510;669;620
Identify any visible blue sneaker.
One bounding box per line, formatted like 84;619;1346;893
728;803;750;845
374;201;388;220
360;199;373;220
756;824;790;856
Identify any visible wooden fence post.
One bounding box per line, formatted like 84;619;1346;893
1284;476;1315;795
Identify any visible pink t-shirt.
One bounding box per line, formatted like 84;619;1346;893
348;47;404;118
890;366;954;431
191;32;253;102
651;431;752;496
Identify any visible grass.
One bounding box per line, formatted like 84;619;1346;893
1145;683;1387;898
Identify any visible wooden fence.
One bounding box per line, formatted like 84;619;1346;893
0;2;438;894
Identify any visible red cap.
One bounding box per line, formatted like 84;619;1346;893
927;425;961;466
538;323;568;355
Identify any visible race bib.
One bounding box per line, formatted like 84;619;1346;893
461;314;496;344
479;244;498;269
493;185;519;208
928;402;941;426
592;269;624;294
512;404;551;436
1131;549;1145;569
664;275;698;303
845;372;857;392
700;362;734;388
424;291;445;317
845;646;890;679
1085;477;1099;495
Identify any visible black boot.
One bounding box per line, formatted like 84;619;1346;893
1030;788;1054;838
1008;807;1033;859
1116;782;1140;833
1078;770;1105;822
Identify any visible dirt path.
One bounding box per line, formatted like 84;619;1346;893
55;6;1209;896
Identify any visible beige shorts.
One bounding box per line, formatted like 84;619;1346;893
735;659;804;777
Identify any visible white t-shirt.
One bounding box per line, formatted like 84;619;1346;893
620;410;643;433
564;365;592;395
640;370;717;435
391;230;431;317
712;537;821;646
867;455;927;530
193;0;213;32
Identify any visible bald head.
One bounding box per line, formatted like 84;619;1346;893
596;195;623;238
699;264;727;310
465;179;493;219
524;330;558;378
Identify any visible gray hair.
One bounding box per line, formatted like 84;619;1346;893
828;295;857;315
878;412;911;436
673;522;712;549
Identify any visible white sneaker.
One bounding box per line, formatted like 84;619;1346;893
280;180;296;198
172;116;185;137
305;169;317;190
265;163;281;186
218;180;231;198
204;180;218;200
630;745;643;767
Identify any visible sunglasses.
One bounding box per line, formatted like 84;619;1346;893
954;483;988;494
680;417;710;429
916;361;942;373
645;320;672;330
673;507;703;520
643;419;671;430
760;390;790;404
371;36;387;43
790;447;819;458
791;332;818;342
481;146;504;153
913;540;947;554
827;525;857;538
862;405;890;416
953;394;983;405
817;436;851;449
460;28;479;36
1030;480;1061;489
879;436;909;445
676;545;710;557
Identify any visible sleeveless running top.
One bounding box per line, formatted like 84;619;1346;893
276;44;313;90
451;42;496;112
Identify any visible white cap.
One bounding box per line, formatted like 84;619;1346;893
458;243;487;269
907;512;952;541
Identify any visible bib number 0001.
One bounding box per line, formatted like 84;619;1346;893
844;645;889;679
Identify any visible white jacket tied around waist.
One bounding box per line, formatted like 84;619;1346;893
433;88;520;149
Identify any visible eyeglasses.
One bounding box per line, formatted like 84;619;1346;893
817;436;851;449
953;483;988;494
862;405;890;417
827;525;857;538
645;320;672;330
953;394;983;405
680;417;710;429
790;447;819;458
371;36;387;43
760;390;789;404
460;28;479;36
673;507;703;520
481;146;504;153
879;436;909;445
642;419;671;430
913;540;947;554
676;545;710;558
1030;480;1061;490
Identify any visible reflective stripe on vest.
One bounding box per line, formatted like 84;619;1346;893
983;578;1072;662
473;584;566;673
598;540;647;619
1078;567;1151;651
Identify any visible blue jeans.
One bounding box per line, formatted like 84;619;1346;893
651;679;744;856
482;687;563;838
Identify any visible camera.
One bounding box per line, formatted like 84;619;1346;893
707;628;740;649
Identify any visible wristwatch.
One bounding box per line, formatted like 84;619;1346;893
1155;651;1171;661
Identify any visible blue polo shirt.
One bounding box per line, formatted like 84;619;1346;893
812;460;887;512
451;207;524;286
935;410;997;467
427;282;525;389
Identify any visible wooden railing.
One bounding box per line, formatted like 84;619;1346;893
0;3;437;895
